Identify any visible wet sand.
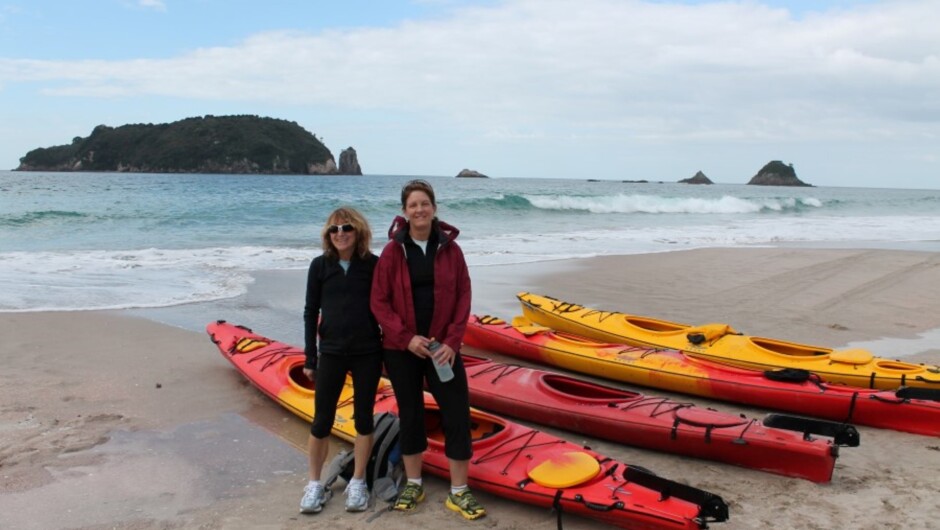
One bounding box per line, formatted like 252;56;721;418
1;248;939;529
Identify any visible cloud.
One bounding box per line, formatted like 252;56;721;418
2;0;938;147
137;0;167;12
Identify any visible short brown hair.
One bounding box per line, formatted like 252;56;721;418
320;206;373;259
400;179;436;209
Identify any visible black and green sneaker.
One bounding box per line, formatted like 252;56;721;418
446;489;486;520
393;482;425;512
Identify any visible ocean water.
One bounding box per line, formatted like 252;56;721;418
2;170;939;313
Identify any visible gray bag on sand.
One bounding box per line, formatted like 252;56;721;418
323;412;403;504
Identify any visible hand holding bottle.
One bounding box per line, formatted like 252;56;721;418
427;338;454;382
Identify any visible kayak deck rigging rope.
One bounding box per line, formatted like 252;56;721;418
619;396;695;418
473;428;567;476
468;361;524;384
234;343;297;371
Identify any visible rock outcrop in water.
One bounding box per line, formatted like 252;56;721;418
456;169;489;178
338;147;362;175
679;171;713;185
748;161;812;186
16;115;358;175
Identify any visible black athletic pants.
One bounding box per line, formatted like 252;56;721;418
383;348;472;461
310;351;383;439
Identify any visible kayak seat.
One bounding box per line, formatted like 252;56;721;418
527;451;600;489
829;348;875;365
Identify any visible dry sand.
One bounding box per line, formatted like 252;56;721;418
2;248;939;529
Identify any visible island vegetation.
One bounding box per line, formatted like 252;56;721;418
16;115;356;175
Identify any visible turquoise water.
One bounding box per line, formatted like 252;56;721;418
2;170;939;312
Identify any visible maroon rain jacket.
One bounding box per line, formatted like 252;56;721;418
370;216;472;353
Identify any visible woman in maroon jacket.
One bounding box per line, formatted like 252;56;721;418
370;179;485;520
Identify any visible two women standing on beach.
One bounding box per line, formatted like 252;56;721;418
300;180;484;521
371;179;485;520
300;207;383;514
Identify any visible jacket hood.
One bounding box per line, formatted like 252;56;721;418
387;215;460;244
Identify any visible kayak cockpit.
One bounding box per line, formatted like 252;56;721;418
749;337;834;358
424;404;507;445
623;315;689;333
875;359;936;373
538;373;641;403
288;362;315;391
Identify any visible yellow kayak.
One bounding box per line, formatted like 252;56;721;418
517;292;940;390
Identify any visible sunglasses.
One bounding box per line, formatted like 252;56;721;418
327;223;355;234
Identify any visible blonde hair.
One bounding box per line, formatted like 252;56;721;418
320;206;373;259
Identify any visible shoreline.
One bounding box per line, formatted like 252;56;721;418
2;247;939;529
132;246;940;353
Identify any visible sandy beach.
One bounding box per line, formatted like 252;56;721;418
2;247;939;529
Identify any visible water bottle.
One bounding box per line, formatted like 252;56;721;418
427;339;454;382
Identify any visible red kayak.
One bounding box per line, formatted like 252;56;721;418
463;315;940;437
207;320;729;530
461;353;857;483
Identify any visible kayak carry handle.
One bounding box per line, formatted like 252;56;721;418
762;414;861;447
572;494;624;512
624;465;730;524
896;386;940;402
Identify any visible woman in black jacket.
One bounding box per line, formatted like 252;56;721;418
300;207;382;514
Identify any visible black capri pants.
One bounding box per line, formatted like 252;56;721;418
310;351;383;439
383;348;472;461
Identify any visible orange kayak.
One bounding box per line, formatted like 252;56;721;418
207;320;729;530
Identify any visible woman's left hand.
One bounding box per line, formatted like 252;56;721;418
433;342;456;366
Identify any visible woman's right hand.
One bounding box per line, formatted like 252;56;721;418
407;335;431;358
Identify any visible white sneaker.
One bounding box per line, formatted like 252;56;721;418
300;482;328;513
344;480;370;512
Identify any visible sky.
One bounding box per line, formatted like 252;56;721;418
1;0;938;189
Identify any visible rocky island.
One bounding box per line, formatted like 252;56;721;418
456;168;489;178
678;171;713;185
748;161;811;186
15;115;362;175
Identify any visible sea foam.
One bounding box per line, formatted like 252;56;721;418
523;193;823;214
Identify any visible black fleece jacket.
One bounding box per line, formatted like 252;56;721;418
303;253;382;370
